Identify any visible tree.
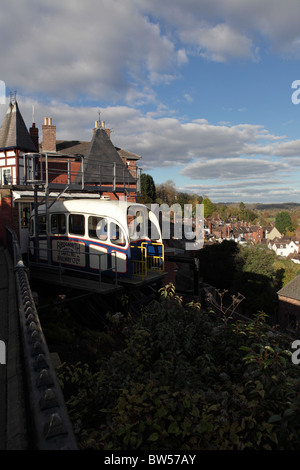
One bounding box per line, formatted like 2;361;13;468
238;202;257;223
275;211;292;235
140;173;156;203
156;180;177;205
57;283;300;450
176;192;190;209
202;197;216;218
234;245;279;316
197;239;240;291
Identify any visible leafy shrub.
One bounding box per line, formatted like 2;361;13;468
57;283;300;450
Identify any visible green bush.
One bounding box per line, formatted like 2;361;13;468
57;284;300;450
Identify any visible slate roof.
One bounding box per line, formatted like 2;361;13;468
115;147;141;160
74;126;135;185
278;276;300;301
56;140;89;156
0;101;37;152
56;140;141;161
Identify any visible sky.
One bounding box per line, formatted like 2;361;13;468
2;0;300;204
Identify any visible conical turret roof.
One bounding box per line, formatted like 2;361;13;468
0;101;37;152
75;125;135;185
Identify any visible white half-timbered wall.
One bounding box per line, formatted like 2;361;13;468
0;150;18;184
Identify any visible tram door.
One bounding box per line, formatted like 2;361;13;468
88;217;127;274
110;222;127;273
88;216;108;271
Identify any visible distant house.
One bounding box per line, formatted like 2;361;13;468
278;276;300;335
295;226;300;241
268;238;299;257
266;226;282;241
226;223;265;245
248;225;265;244
205;216;269;245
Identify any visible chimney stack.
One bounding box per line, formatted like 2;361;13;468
29;122;39;151
42;117;56;152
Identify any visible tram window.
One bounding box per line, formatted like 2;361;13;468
51;214;66;234
69;214;85;236
110;222;126;246
37;215;46;234
88;216;107;241
30;218;34;236
127;208;147;240
148;218;160;241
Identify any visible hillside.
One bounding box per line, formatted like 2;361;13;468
253;203;300;211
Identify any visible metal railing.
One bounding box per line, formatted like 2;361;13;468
131;242;164;279
22;153;140;193
29;243;119;290
131;244;148;279
5;226;78;450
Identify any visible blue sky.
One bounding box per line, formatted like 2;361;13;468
2;0;300;203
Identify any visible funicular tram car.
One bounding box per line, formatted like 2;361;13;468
28;198;164;280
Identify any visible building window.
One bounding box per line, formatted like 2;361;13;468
2;168;11;185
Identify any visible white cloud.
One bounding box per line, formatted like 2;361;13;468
181;23;254;62
3;0;300;109
1;0;300;113
137;0;300;60
2;95;299;167
182;180;300;204
270;140;300;157
1;94;300;204
6;97;297;171
2;0;300;207
113;118;288;168
180;157;289;181
0;0;183;103
184;93;194;103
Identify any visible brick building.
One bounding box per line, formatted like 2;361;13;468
0;98;141;252
277;276;300;335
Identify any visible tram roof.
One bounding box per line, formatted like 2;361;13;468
32;198;148;223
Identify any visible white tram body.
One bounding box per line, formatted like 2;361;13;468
28;198;164;279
